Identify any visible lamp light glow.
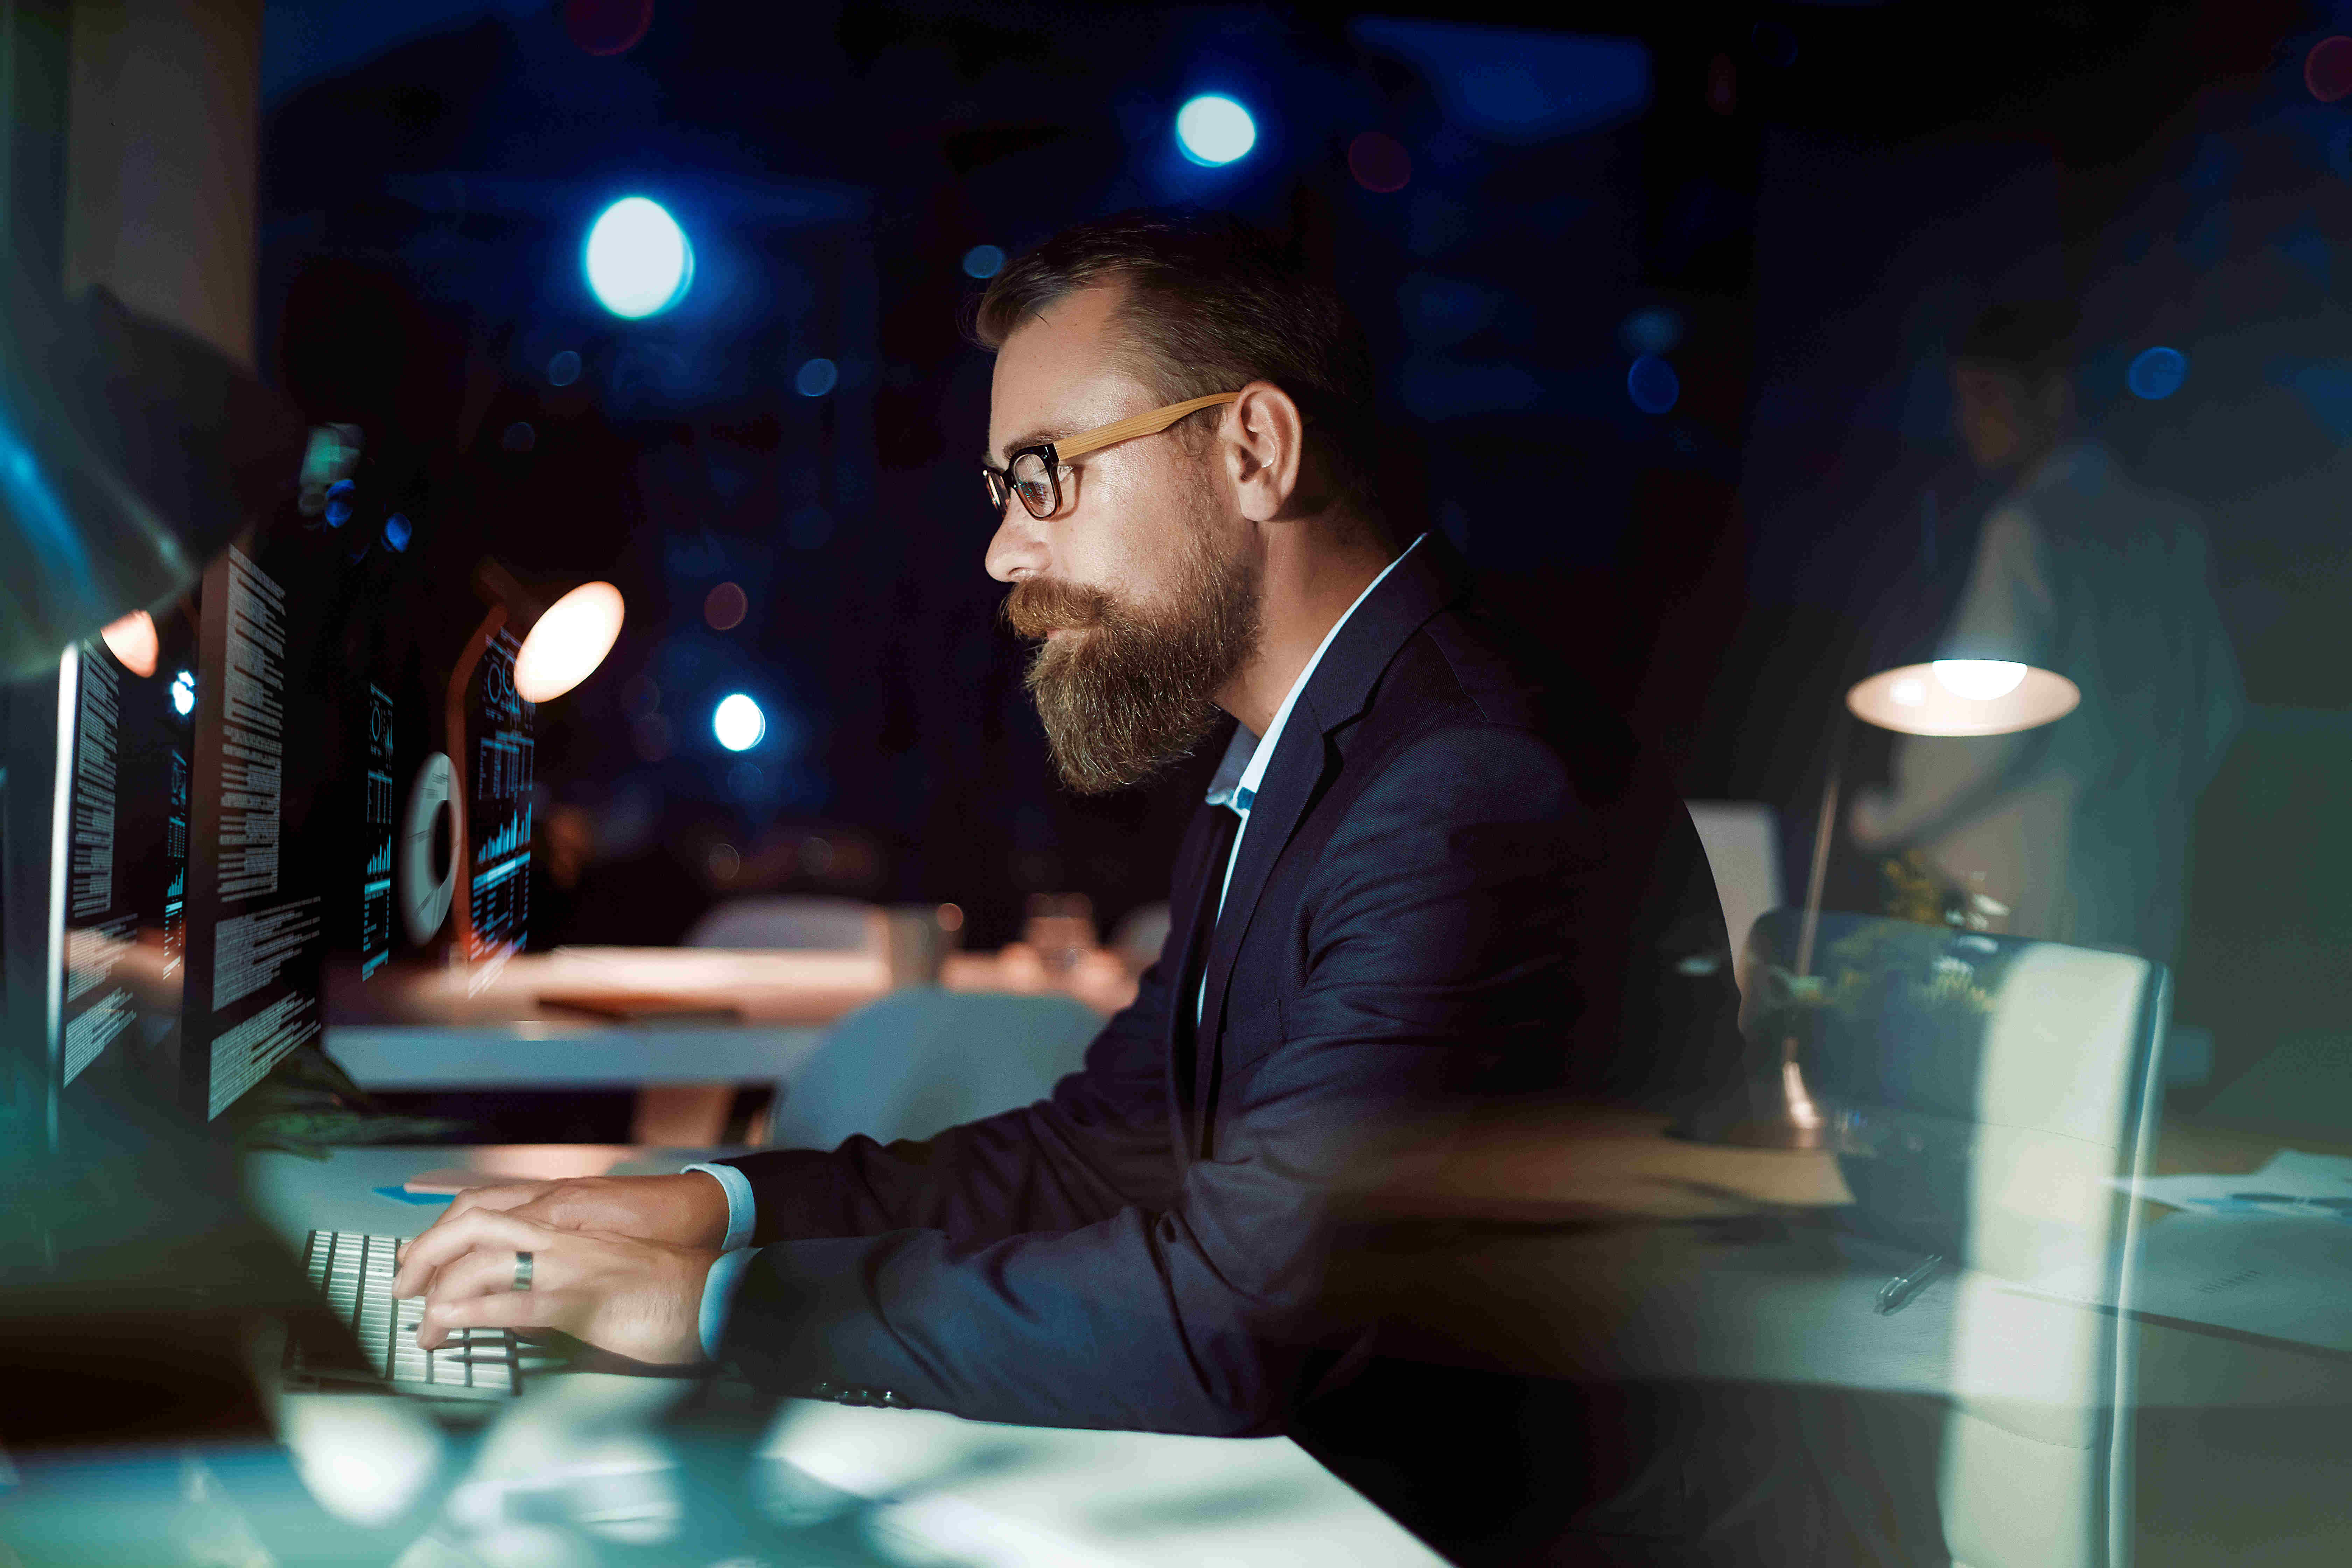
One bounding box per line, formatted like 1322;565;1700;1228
713;692;765;752
584;197;694;319
1931;659;2027;701
1849;660;2078;737
1176;95;1257;166
170;669;195;715
511;581;625;702
99;609;158;677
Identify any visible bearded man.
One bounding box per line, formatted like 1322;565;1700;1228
393;212;1744;1560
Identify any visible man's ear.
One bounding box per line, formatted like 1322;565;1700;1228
1221;380;1307;523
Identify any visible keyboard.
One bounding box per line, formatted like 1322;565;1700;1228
290;1230;522;1400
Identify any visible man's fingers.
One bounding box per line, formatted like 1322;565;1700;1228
400;1182;545;1269
416;1285;565;1348
390;1207;552;1297
444;1182;545;1223
414;1240;536;1313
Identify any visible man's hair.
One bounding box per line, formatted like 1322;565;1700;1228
1954;300;2080;382
973;210;1382;523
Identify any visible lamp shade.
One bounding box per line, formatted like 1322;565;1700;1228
1847;659;2079;737
471;560;625;703
512;581;624;703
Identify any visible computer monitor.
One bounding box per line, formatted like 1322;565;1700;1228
177;423;430;1119
181;540;333;1119
460;624;534;990
0;611;197;1144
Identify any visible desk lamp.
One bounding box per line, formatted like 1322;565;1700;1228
435;560;625;953
1679;657;2080;1149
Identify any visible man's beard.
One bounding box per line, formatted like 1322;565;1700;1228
1002;515;1262;796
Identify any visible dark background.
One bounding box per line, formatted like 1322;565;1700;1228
258;0;2352;1105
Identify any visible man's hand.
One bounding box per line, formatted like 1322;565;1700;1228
411;1172;731;1253
389;1207;716;1365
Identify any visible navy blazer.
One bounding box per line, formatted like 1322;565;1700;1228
715;535;1742;1434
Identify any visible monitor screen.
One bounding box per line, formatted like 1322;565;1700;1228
24;613;197;1119
182;541;331;1119
461;625;534;991
360;680;395;980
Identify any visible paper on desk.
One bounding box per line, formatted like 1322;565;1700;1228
2110;1148;2352;1221
2015;1214;2352;1353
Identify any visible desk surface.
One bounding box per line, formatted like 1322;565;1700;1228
322;945;1139;1089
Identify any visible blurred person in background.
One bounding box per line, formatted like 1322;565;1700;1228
1849;301;2242;962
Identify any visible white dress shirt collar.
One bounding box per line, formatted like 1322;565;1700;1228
1204;533;1427;818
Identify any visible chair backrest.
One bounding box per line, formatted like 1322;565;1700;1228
766;989;1104;1150
1745;909;2166;1281
1685;802;1783;998
684;896;881;953
1745;909;2168;1568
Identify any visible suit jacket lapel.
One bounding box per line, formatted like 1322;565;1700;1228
1188;536;1471;1138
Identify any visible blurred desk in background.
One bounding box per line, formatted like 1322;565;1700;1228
323;945;1139;1143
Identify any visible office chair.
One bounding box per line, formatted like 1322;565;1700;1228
762;989;1104;1150
1685;801;1784;1002
1742;908;2169;1568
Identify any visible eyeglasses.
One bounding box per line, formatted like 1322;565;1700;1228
982;392;1242;521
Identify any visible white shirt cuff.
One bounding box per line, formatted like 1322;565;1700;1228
697;1249;756;1360
681;1162;756;1251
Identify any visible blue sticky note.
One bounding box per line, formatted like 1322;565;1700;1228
374;1185;454;1205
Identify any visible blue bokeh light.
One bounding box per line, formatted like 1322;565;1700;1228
547;349;582;386
962;244;1006;280
382;513;412;553
2127;346;2188;401
794;358;839;398
583;196;694;319
1627;355;1680;415
1176;95;1256;166
713;692;766;752
323;479;354;527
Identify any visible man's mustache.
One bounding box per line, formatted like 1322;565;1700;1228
1002;578;1113;641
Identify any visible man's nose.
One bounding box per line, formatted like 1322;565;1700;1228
985;507;1049;583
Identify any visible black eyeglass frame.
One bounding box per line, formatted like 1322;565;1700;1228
982;392;1242;521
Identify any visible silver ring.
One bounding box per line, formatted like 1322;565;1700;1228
513;1251;534;1293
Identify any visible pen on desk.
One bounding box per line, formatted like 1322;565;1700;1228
1876;1252;1946;1316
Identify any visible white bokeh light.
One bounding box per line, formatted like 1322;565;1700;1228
713;692;766;752
583;197;693;319
1931;660;2028;701
1176;95;1257;166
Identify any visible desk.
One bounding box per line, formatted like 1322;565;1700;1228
1367;1104;2352;1565
241;1114;2352;1563
239;1142;1447;1568
322;946;1138;1142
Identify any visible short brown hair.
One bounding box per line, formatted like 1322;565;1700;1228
973;210;1381;522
